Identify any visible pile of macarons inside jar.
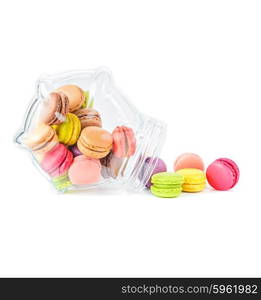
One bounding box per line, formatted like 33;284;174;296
145;153;240;198
24;85;137;191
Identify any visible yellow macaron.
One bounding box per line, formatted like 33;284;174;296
55;113;81;145
176;168;206;192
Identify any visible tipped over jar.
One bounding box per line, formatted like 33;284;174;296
15;68;167;192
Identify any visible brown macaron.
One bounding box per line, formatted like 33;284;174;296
55;85;85;112
100;152;123;179
74;108;102;129
77;126;113;159
24;124;58;154
39;92;69;125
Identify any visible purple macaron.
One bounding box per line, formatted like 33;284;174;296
142;157;167;188
69;145;82;157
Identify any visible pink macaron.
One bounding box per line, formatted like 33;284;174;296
206;158;240;191
68;155;101;185
41;143;73;177
112;126;136;158
174;153;205;171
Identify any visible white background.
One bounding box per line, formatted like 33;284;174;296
0;0;260;277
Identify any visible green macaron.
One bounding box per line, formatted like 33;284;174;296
52;174;72;192
150;172;184;198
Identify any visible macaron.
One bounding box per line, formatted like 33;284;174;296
81;91;89;108
24;123;58;154
41;143;73;177
68;145;82;157
55;85;85;112
206;158;239;191
100;152;123;179
39;92;69;125
112;126;136;158
55;113;81;146
140;157;167;188
68;155;101;185
77;126;113;159
176;168;206;192
74;108;102;129
52;174;72;191
150;172;184;198
174;153;204;171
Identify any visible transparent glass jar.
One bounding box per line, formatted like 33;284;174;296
15;68;167;192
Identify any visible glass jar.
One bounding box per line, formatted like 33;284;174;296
14;68;167;192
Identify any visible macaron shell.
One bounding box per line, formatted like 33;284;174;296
57;113;81;146
55;150;73;177
112;126;136;158
69;145;82;157
57;114;73;144
217;158;240;188
77;126;112;159
39;92;68;125
41;143;72;177
52;174;72;191
68;113;81;145
100;153;123;179
24;124;58;154
74;108;102;129
206;158;239;190
151;185;182;198
68;155;101;185
41;143;67;174
80;117;102;128
152;172;184;185
81;91;89;108
176;168;206;184
60;92;69;117
182;182;206;192
39;93;61;125
150;172;184;198
36;140;58;155
77;141;110;159
124;126;136;156
142;157;167;188
56;85;85;112
74;155;101;165
112;126;125;157
80;126;112;149
174;153;205;171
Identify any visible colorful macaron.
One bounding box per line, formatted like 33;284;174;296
77;126;113;159
68;145;82;157
100;152;124;179
81;91;89;108
55;113;81;146
206;158;239;191
55;85;85;112
150;172;184;198
39;92;69;125
41;143;73;177
74;108;102;129
174;153;204;171
24;123;58;154
140;157;167;188
112;126;136;158
68;155;101;185
176;168;206;192
52;174;72;191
